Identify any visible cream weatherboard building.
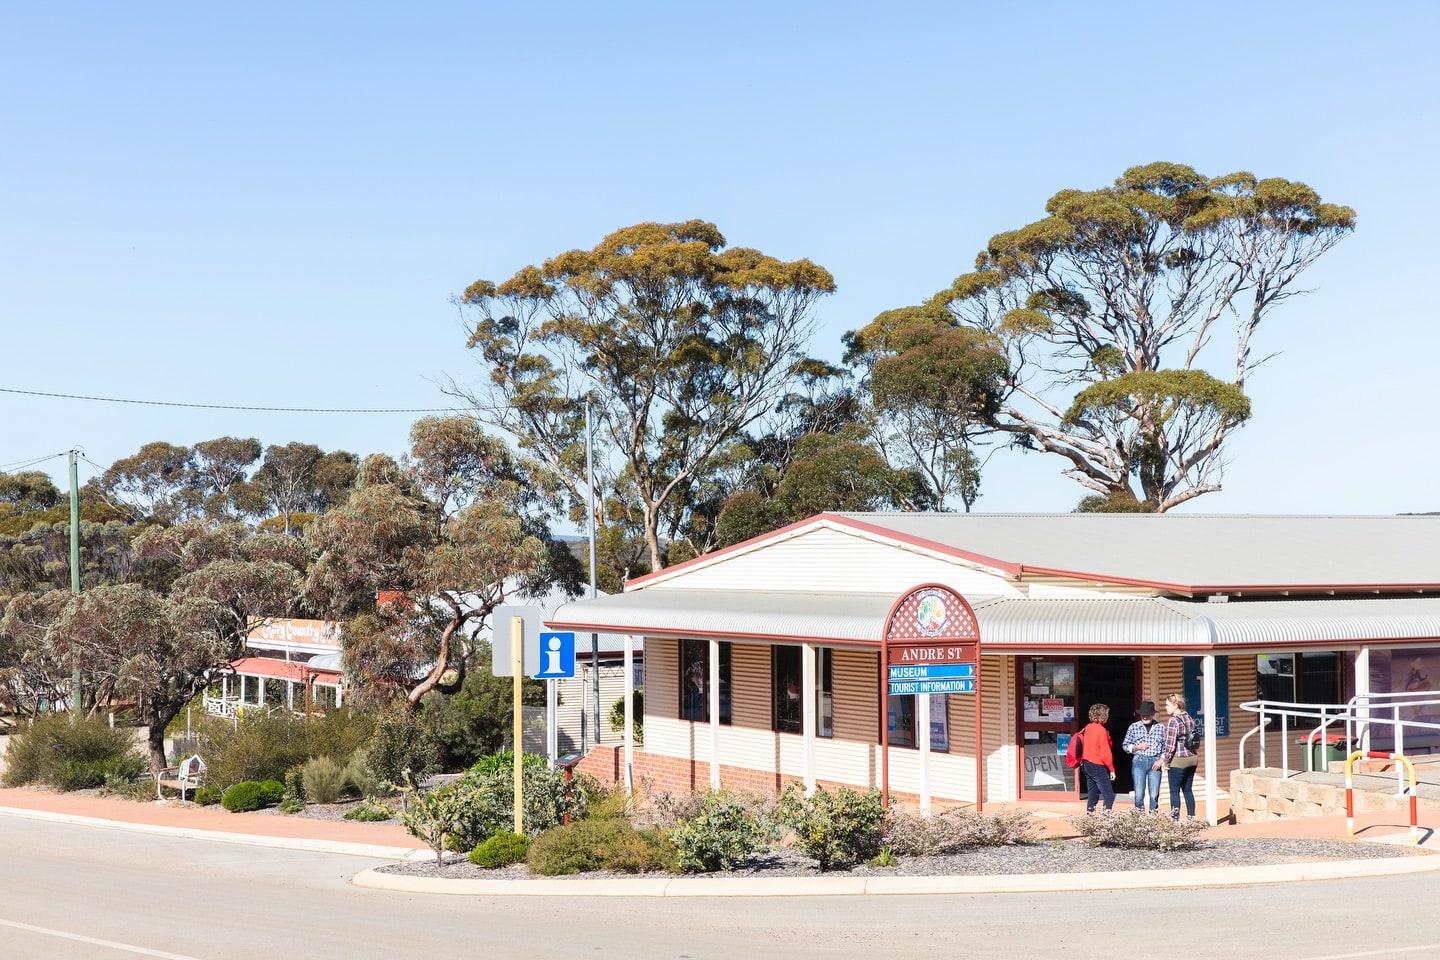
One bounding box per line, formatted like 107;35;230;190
550;513;1440;823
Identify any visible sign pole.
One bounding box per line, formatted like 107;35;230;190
880;628;890;808
974;665;984;813
512;615;524;836
917;692;931;816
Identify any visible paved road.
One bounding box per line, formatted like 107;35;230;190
1;817;1437;960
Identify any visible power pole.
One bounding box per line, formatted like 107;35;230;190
585;402;600;748
68;449;81;713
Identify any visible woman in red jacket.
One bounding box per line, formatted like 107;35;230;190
1079;703;1116;813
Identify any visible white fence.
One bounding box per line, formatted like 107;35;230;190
1238;691;1440;777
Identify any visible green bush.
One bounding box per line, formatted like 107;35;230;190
192;784;223;806
194;708;373;789
609;690;644;745
221;778;285;813
1;714;146;791
278;767;305;814
1072;811;1209;851
300;756;348;804
402;782;472;864
344;748;379;798
467;750;546;778
344;798;393;822
469;831;530;868
886;809;1035;856
443;757;588;850
528;819;677;875
672;793;774;873
776;786;885;871
367;708;440;788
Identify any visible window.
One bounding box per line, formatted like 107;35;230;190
887;694;948;751
680;639;730;724
771;646;835;737
1257;653;1342;706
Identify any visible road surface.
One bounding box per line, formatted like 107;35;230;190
0;816;1435;960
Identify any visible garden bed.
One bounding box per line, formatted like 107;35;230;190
377;836;1425;881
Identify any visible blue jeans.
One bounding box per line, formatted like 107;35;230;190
1169;763;1197;818
1081;760;1114;813
1131;756;1161;811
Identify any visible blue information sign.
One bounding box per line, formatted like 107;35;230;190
887;663;976;682
534;631;577;679
888;678;976;696
1183;655;1229;737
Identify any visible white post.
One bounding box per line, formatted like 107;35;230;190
1202;654;1219;826
257;676;265;707
1354;647;1371;754
335;682;343;708
286;680;294;710
221;675;229;702
802;643;817;796
623;634;635;796
546;679;557;769
708;638;720;790
917;693;931;816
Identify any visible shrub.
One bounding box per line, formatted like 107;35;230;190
367;709;440;789
886;809;1035;856
468;750;546;778
672;793;774;873
192;784;223;806
1071;811;1210;851
776;786;885;871
344;748;379;798
402;782;472;864
528;819;676;875
1;714;146;791
279;768;305;814
443;759;587;850
609;690;643;745
344;798;394;822
221;779;285;813
102;771;157;801
300;756;348;804
641;791;709;829
470;831;530;868
194;708;373;789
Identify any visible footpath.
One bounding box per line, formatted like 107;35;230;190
0;787;424;860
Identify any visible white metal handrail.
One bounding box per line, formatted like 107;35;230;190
1239;695;1440;778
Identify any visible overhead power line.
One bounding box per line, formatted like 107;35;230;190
0;386;459;415
0;450;69;472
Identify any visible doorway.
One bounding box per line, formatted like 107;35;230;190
1077;657;1140;797
1015;655;1140;800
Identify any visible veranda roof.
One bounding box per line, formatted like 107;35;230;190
546;590;1440;653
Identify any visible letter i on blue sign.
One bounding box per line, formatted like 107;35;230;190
535;632;576;679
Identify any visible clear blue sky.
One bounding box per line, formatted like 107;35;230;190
3;2;1436;516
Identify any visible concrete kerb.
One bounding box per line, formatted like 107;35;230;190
351;850;1440;897
0;805;428;861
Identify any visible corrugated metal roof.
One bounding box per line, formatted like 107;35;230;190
832;512;1440;593
546;589;1440;651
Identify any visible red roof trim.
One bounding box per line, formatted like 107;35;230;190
229;657;341;682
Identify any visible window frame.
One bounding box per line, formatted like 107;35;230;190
679;638;731;725
771;645;835;738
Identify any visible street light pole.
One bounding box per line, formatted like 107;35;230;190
68;449;81;713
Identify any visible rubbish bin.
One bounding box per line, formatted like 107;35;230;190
1298;733;1348;772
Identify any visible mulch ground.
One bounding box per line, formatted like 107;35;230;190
380;836;1426;881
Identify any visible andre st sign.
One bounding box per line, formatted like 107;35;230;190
880;584;982;813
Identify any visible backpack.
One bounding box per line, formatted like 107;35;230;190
1064;730;1085;769
1182;716;1202;754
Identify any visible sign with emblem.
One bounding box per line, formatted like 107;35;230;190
883;585;979;669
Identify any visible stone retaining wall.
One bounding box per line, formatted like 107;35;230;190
1229;768;1440;823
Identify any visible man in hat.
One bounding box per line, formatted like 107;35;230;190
1121;700;1167;812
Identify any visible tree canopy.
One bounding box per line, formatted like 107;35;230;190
455;220;835;571
855;162;1355;511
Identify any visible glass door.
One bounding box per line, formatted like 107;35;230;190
1017;656;1080;799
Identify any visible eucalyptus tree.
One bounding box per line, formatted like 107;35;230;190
856;162;1354;510
455;220;835;571
304;417;573;709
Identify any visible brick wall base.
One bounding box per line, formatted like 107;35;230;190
1229;767;1440;823
577;745;968;811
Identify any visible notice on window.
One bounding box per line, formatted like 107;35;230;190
1023;741;1068;789
1030;685;1048;696
1024;700;1040;722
